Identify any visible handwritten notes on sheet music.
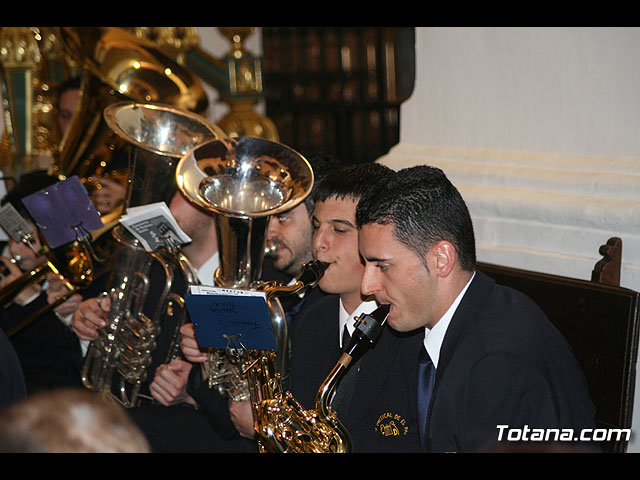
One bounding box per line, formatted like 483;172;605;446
185;285;276;350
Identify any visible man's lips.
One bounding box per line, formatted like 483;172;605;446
270;243;289;257
314;257;334;268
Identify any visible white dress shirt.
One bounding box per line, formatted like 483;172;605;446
338;298;379;348
423;272;475;368
196;251;219;285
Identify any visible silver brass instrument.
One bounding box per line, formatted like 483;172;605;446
175;137;313;401
161;244;199;364
81;102;224;407
53;27;209;187
254;303;391;453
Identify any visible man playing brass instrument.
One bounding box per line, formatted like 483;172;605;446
124;152;337;452
148;162;422;453
0;171;85;394
276;163;423;453
181;163;422;452
56;76;127;217
69;189;219;407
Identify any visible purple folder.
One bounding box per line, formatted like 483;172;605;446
22;176;104;248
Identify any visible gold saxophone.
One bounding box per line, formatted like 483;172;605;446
174;136;382;453
251;303;391;453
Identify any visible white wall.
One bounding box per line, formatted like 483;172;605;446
380;27;640;288
378;26;640;451
401;27;640;158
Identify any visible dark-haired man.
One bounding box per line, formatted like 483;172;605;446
56;76;126;215
56;76;81;137
356;164;597;453
280;162;423;453
127;152;339;452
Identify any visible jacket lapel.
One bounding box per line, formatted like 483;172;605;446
310;296;342;390
344;325;406;425
435;270;495;383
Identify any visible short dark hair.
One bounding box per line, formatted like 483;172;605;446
58;75;81;92
56;76;81;105
313;162;394;205
355;165;476;272
301;150;342;216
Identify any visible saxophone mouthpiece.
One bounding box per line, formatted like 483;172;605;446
343;304;391;359
368;303;390;324
297;260;329;287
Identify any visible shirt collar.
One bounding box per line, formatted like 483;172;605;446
196;252;220;284
424;271;475;368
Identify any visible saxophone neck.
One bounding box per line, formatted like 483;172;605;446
315;353;350;414
315;304;392;433
313;356;353;453
261;260;329;298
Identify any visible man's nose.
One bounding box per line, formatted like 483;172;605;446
313;227;328;253
266;222;279;240
360;264;379;297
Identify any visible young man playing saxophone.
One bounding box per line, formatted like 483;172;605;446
355;165;597;452
270;163;423;452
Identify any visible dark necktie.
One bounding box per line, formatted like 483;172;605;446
341;324;350;349
417;345;436;447
282;294;306;325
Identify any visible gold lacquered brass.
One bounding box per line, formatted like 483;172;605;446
175;137;356;453
53;27;209;181
59;27;208;113
1;215;118;337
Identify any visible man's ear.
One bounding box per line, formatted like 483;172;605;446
430;240;457;278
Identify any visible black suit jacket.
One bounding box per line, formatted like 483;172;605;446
420;270;597;453
0;289;85;394
0;327;26;411
289;294;424;453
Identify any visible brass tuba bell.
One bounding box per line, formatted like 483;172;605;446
175;137;313;399
53;27;209;183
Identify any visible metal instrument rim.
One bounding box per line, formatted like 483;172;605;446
103;101;225;158
176;137;314;218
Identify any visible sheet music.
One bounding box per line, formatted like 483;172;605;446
185;286;275;350
189;284;267;298
0;203;33;242
119;201;192;252
21;175;103;248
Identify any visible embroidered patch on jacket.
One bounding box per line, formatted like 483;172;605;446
375;412;409;437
